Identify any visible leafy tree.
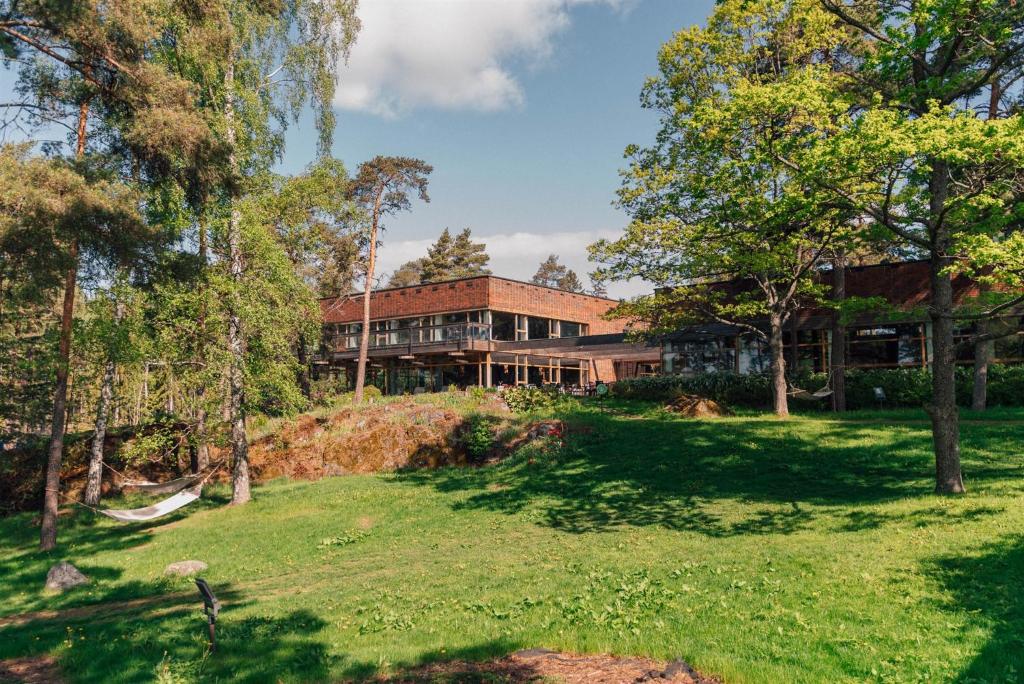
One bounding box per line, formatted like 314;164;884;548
189;0;360;504
773;0;1024;492
349;157;432;403
590;0;853;417
532;254;585;292
1;0;223;549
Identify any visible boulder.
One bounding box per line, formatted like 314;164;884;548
44;562;88;591
163;560;208;577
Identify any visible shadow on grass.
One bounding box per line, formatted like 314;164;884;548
340;639;524;682
0;580;338;683
0;487;232;618
395;407;1020;537
927;536;1024;683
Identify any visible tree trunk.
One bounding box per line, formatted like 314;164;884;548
194;219;210;472
296;332;311;399
971;320;992;412
225;54;250;504
769;314;789;417
84;297;125;506
928;162;964;494
831;254;847;412
354;205;380;403
40;98;89;551
969;77;1001;414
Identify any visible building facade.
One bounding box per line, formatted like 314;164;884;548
319;276;660;393
661;261;1024;376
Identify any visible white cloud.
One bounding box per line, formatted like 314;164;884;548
376;229;650;299
336;0;630;117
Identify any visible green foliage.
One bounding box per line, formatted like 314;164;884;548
317;529;370;548
611;366;1024;409
531;254;583;292
462;415;496;461
501;386;577;413
117;425;178;466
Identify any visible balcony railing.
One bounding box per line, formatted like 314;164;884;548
327;321;492;353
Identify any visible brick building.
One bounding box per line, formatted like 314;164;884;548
661;261;1024;375
319;275;660;393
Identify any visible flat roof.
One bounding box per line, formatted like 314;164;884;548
318;273;621;304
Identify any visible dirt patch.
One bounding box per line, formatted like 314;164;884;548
366;649;718;683
222;402;553;484
665;395;733;418
0;656;64;684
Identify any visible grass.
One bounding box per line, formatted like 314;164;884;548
1;400;1023;683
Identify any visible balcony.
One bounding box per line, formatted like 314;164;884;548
325;322;492;359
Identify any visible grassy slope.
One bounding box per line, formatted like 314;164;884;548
1;402;1022;683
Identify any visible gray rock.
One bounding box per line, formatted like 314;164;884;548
45;562;89;591
164;560;208;577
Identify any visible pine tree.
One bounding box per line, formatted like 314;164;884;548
556;270;584;293
532;254;582;292
419;229;455;282
450;228;491;279
350;157;432;403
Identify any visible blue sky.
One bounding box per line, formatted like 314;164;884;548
285;0;717;297
0;0;716;298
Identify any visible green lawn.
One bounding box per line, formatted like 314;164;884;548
2;403;1023;683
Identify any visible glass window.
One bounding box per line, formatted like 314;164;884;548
528;316;550;340
491;312;515;341
560;321;582;337
847;324;924;368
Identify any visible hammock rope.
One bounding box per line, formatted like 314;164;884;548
53;459;227;523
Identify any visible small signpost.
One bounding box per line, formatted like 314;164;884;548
195;578;220;652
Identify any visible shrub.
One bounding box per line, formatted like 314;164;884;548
462;415;496;461
610;364;1024;409
501;386;577;413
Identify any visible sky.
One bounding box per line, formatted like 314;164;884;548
0;0;718;299
282;0;718;298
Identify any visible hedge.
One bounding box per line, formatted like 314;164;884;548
610;365;1024;410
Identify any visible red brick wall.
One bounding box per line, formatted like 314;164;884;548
486;278;624;334
321;278;490;323
320;276;627;334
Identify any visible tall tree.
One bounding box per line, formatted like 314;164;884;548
532;254;584;292
204;0;360;504
450;228;491;279
418;228;490;282
778;0;1024;492
419;228;455;283
590;0;852;417
0;1;220;548
350;157;432;403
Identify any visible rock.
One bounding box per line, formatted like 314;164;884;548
44;562;88;591
163;560;208;577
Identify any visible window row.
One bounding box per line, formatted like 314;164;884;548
325;310;588;349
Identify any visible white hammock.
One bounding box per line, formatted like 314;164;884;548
100;485;202;522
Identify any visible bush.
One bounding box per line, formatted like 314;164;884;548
610;373;773;407
610;364;1024;409
501;385;577;413
462;415;496;461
